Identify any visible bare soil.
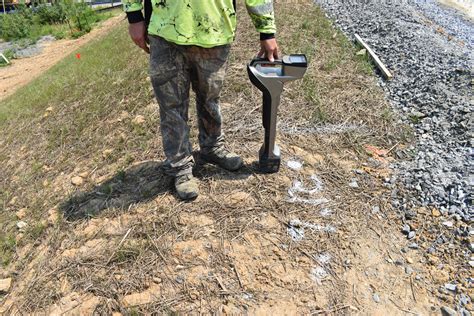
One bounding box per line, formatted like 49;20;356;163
0;15;124;101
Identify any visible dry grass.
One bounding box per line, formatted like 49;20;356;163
0;1;426;314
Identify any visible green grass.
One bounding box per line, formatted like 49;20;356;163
0;22;152;266
277;5;385;128
0;23;148;124
0;232;16;266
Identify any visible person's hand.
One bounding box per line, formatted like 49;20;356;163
129;21;150;54
258;38;279;62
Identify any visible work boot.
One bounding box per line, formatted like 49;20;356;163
175;174;199;200
201;147;243;171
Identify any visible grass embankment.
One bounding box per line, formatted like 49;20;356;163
0;0;404;312
0;19;152;264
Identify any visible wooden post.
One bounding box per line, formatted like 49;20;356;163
354;33;393;80
0;53;10;64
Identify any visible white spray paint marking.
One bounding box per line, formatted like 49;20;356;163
287;219;336;241
320;208;333;217
310;266;328;285
310;252;333;284
285;158;337;239
287;225;305;241
317;252;332;265
288;174;329;205
287;160;303;170
288;196;329;205
280;123;364;135
289;175;323;195
305;222;336;233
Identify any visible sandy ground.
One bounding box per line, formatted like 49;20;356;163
0;14;124;102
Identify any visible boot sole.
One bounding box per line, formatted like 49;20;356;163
177;191;199;201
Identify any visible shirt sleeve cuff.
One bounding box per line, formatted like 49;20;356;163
260;33;275;41
126;11;145;24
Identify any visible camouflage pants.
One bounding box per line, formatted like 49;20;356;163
149;36;231;177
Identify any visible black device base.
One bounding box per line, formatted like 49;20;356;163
259;155;281;174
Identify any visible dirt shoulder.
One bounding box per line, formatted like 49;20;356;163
0;14;124;102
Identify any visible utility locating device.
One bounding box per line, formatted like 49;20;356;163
247;55;308;173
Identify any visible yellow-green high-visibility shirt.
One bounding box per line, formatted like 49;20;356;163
122;0;276;48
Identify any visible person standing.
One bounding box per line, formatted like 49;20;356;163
122;0;279;200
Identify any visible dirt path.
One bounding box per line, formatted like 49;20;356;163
0;15;124;101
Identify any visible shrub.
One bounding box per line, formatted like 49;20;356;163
64;1;95;33
0;12;32;41
35;4;68;25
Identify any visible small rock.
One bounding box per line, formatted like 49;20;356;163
460;308;471;316
442;221;453;228
228;191;252;204
408;242;419;249
356;48;367;56
406;257;414;264
432;209;441;217
15;208;27;220
71;176;84;186
405;266;414;275
47;208;59;225
287;160;303;170
468;261;474;268
349;180;359;188
0;278;12;293
444;283;457;292
441;306;457;316
102;149;114;159
16;221;28;230
15;233;24;243
408;231;416;240
373;293;381;303
402;224;411;235
132;115;146;125
8;196;18;206
122;285;160;307
411;110;426;118
405;209;417;220
117;111;130;122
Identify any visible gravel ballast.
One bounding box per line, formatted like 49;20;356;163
315;0;473;221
